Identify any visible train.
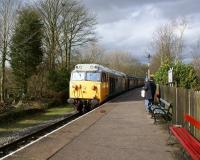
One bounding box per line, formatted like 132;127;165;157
68;64;144;113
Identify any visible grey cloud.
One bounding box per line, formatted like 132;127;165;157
155;0;200;19
81;0;200;61
82;0;200;23
82;0;173;10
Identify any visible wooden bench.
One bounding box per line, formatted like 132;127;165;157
169;114;200;160
150;98;172;123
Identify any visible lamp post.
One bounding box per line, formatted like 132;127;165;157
146;54;151;79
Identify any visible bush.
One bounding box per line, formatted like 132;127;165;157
154;61;171;85
173;62;198;89
47;67;70;106
155;60;199;89
47;90;68;107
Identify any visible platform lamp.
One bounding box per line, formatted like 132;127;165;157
145;54;151;80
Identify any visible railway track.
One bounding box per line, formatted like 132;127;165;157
0;112;80;159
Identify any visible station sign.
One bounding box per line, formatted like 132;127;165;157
168;68;173;83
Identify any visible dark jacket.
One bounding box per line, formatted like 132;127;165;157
143;81;156;100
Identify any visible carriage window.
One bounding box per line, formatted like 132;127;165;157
86;72;101;81
71;72;85;81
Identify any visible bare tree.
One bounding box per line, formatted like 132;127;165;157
61;0;96;70
0;0;20;102
150;19;187;73
171;18;187;60
152;23;176;64
192;39;200;79
37;0;63;70
150;52;162;74
37;0;96;71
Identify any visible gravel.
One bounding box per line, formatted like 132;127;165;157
0;111;77;148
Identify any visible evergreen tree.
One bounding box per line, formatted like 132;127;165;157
10;8;43;96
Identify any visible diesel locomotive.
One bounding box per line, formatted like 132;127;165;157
68;64;144;113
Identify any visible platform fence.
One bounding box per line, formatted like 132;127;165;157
159;85;200;140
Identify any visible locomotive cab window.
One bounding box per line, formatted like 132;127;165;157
86;72;101;81
71;72;85;81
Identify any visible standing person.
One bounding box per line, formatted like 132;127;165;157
143;77;156;112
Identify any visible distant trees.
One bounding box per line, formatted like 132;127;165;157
10;8;43;96
77;43;105;64
77;43;147;76
105;51;146;76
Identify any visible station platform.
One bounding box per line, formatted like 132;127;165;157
5;88;177;160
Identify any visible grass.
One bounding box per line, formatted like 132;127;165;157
0;105;74;133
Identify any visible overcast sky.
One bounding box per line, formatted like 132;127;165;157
81;0;200;62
